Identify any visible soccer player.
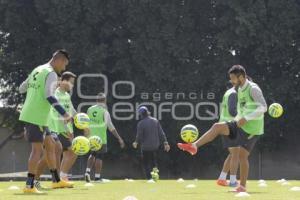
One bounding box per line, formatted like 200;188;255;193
178;65;267;192
132;106;170;180
217;83;239;187
19;50;74;193
84;93;125;182
34;71;78;188
49;71;78;181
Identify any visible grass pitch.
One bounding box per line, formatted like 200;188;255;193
0;180;299;200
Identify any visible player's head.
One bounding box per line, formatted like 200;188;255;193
51;49;70;73
228;65;246;87
60;71;76;92
97;92;107;104
138;106;150;119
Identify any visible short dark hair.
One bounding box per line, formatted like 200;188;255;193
228;65;246;77
61;71;76;81
53;49;70;60
97;92;106;102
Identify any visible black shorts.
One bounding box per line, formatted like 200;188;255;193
225;121;260;153
58;134;72;151
237;128;260;153
222;135;240;149
226;121;238;140
24;123;49;143
90;144;108;160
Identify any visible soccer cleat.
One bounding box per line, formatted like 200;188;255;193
177;143;198;155
61;176;69;181
23;187;44;194
217;179;228;186
229;181;239;187
85;173;91;183
34;180;49;190
231;185;247;193
61;178;75;185
94;178;103;183
61;176;75;185
51;180;74;189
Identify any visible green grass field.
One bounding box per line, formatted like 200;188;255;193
0;180;299;200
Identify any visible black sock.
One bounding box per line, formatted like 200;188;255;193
26;173;35;188
50;169;60;183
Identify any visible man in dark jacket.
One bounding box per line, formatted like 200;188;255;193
132;106;170;180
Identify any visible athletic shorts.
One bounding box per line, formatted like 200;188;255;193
225;121;260;153
226;121;239;140
58;134;72;151
222;135;240;149
237;128;260;153
24;123;49;143
90;144;108;160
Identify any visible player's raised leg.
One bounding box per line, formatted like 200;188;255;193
177;122;233;155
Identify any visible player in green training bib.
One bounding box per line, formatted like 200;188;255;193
84;93;125;182
177;65;267;193
34;72;78;187
18;50;74;193
217;83;239;187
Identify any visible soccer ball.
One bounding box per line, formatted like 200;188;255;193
89;136;102;151
180;124;199;143
71;136;90;155
74;113;90;129
268;103;283;118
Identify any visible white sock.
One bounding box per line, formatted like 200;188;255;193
230;175;237;183
95;174;101;179
218;172;227;180
86;168;91;173
60;172;68;178
192;143;197;148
